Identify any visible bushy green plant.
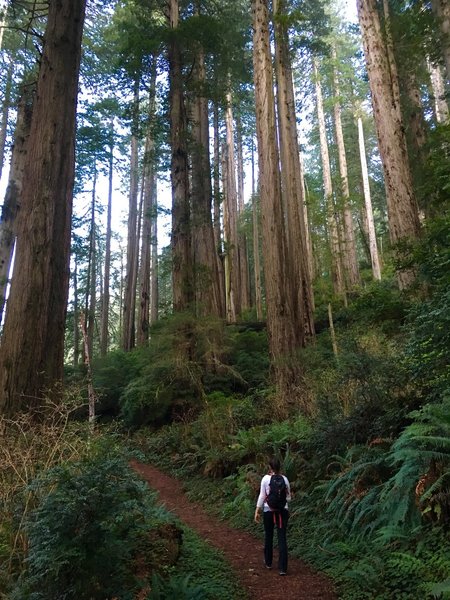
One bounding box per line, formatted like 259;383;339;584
343;280;408;333
148;573;208;599
171;527;248;599
12;451;172;599
405;213;450;399
92;348;147;411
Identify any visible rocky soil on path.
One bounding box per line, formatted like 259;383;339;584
132;460;337;600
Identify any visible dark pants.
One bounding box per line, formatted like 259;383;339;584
263;509;289;572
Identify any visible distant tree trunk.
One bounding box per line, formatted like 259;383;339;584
313;58;345;298
431;0;450;82
122;77;140;349
0;0;86;414
85;166;97;360
236;115;251;312
427;58;449;123
168;0;192;312
383;0;427;175
137;67;157;346
274;0;315;336
150;186;159;324
252;0;306;413
0;1;8;51
332;49;360;289
212;101;225;307
73;260;80;366
0;83;33;321
357;0;421;289
251;140;263;320
0;62;13;182
191;47;224;318
299;149;315;284
223;89;240;322
100;120;114;356
357;116;381;280
403;71;427;157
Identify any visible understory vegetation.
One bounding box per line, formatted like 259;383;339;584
1;217;450;599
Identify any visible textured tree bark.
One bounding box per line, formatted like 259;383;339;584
137;68;157;346
431;0;450;82
273;0;315;337
212;101;226;309
0;0;86;414
299;149;315;286
0;83;33;321
223;89;240;322
313;58;345;298
427;58;449;123
331;48;360;289
168;0;193;313
122;77;140;350
252;0;306;413
357;116;381;281
191;48;224;318
236;115;251;312
250;141;263;320
357;0;420;289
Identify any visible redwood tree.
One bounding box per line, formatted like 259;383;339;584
0;0;87;414
357;0;421;289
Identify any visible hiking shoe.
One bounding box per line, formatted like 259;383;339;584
279;571;287;576
265;564;272;569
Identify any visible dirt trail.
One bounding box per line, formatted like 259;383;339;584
131;461;337;600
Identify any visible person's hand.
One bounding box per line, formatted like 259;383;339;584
254;508;261;523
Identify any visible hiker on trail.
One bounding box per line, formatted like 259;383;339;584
254;457;291;576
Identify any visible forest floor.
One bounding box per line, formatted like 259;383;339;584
131;461;337;600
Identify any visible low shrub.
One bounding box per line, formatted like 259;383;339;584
11;451;177;599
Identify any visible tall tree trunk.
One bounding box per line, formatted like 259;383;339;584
223;89;240;322
150;185;159;324
252;0;305;413
212;101;225;308
331;48;360;289
357;0;421;289
86;166;97;360
427;58;449;123
73;260;80;367
299;149;315;285
313;58;345;298
122;76;140;350
274;0;315;336
236;115;251;312
0;0;86;414
168;0;192;312
250;140;263;320
0;62;13;182
100;120;114;356
191;47;224;318
137;67;157;346
0;83;33;321
357;116;381;280
431;0;450;82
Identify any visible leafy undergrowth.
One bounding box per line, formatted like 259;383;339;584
170;527;248;600
137;393;450;599
0;410;247;600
